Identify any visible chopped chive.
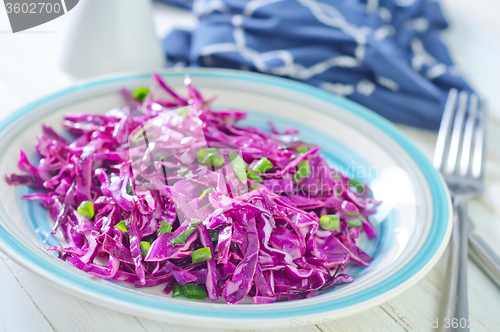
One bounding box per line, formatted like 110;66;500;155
247;169;263;183
181;283;207;299
347;218;363;228
77;201;94;219
349;178;360;187
197;148;225;167
178;166;189;176
191;247;212;263
296;145;308;154
126;180;134;195
293;172;300;183
132;123;155;142
190;218;204;226
132;86;150;102
157;221;172;236
210;229;219;242
176;107;188;118
319;215;340;230
343;211;367;221
252;157;274;174
172;228;195;245
298;159;311;178
336;186;343;195
199;187;213;200
248;186;260;191
173;282;183;298
196;148;218;163
229;151;247;184
334;173;341;181
349;178;364;193
140;241;150;258
319;215;329;230
211;154;225;167
114;220;127;232
196;150;206;163
229;151;245;165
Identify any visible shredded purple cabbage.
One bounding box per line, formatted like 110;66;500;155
6;74;381;304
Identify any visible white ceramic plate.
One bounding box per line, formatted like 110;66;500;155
0;69;452;329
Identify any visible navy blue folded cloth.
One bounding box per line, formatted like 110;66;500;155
157;0;473;129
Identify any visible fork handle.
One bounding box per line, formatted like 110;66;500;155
439;200;470;332
469;232;500;288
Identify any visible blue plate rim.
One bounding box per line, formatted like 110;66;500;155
0;68;452;321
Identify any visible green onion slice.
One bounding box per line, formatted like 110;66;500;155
172;228;196;245
319;215;340;230
77;201;94;219
157;221;173;236
298;159;311;178
191;247;212;263
114;220;127;232
252;157;274;174
296;145;308;154
229;151;247;184
181;283;207;299
173;283;183;297
132;86;150;102
247;169;263;183
140;241;150;258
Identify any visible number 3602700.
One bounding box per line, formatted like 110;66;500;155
5;2;62;14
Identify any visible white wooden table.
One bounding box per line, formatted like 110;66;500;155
1;2;500;331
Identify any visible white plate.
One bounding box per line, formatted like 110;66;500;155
0;69;452;329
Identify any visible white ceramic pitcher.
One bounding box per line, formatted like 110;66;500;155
60;0;165;78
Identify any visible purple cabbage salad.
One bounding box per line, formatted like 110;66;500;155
5;73;381;304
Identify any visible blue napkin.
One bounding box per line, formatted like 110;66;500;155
157;0;473;129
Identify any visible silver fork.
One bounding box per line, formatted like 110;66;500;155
433;89;484;332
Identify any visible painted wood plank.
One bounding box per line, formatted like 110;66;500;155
0;255;54;332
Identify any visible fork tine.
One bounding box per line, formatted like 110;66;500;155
459;94;479;176
446;91;469;174
472;103;485;178
434;89;458;171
